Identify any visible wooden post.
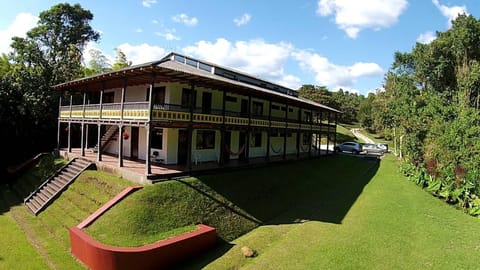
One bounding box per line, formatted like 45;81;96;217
309;109;313;158
81;92;86;156
97;124;102;162
266;100;272;161
326;112;330;154
118;125;123;167
283;104;288;160
67;122;72;153
296;107;301;158
57;95;62;150
85;98;90;149
99;83;104;119
145;74;155;175
219;89;226;166
187;83;195;172
246;95;251;162
333;113;338;149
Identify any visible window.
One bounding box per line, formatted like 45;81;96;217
251;132;262;147
303;133;311;145
103;92;114;103
225;95;237;102
280;106;287;112
151;128;163;149
304;111;312;123
252;101;263;116
147;87;165;104
196;130;215;149
271;105;280;110
288;108;293;113
181;88;196;108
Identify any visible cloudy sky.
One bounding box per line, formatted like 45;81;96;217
1;0;478;95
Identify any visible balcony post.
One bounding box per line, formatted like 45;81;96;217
145;73;155;175
309;109;313;158
57;95;62;150
296;107;301;158
97;124;102;162
187;83;195;172
99;82;104;119
283;104;288;160
81;92;86;156
120;78;127;121
266;100;272;161
319;111;323;155
245;95;251;162
219;89;226;166
85;98;90;149
69;94;73;118
326;112;330;154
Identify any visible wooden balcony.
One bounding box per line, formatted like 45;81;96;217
59;102;335;131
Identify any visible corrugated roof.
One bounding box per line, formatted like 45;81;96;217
53;52;340;113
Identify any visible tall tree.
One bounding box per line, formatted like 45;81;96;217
1;3;99;172
112;48;131;70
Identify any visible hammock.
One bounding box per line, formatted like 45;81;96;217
225;144;246;156
271;145;283;154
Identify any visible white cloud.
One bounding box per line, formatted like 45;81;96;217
317;0;408;39
142;0;157;8
172;13;198;27
116;43;166;64
135;28;143;33
0;12;38;55
183;38;301;89
432;0;467;26
152;19;159;24
233;13;252;26
292;50;384;90
417;31;436;44
155;29;180;41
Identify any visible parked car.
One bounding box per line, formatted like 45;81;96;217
334;142;362;154
362;143;388;154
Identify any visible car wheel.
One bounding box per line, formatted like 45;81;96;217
353;150;360;155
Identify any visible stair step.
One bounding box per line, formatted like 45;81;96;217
37;192;49;202
29;197;42;210
45;183;60;193
41;186;54;197
49;180;64;190
69;163;84;170
61;170;76;178
26;201;38;213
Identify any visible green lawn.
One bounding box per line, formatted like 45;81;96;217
0;160;131;270
186;155;480;270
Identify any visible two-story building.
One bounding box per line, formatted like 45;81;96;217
54;52;339;180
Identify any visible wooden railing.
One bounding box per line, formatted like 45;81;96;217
59;102;335;130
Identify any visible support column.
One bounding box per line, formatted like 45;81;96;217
333;113;338;148
219;89;226;166
118;125;124;167
296;108;301;158
187;83;195;172
326;112;330;155
57;95;62;150
118;79;126;167
266;100;272;161
80;123;85;156
309;109;313;158
283;104;288;160
319;112;323;156
85;98;90;149
67;122;72;153
97;124;102;162
145;74;155;175
245;95;252;163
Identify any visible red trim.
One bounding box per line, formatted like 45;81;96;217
77;186;143;229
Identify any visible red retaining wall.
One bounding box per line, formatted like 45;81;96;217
69;186;216;270
69;224;216;270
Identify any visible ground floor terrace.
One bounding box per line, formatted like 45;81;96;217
58;122;335;183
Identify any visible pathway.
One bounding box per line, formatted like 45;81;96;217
351;128;375;144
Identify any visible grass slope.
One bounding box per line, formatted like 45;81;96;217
197;155;480;270
89;155;376;250
0;160;131;270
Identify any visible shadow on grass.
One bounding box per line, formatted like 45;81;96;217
179;155;379;268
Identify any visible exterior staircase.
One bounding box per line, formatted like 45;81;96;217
93;125;118;153
24;158;94;215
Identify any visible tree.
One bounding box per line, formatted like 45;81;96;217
85;48;111;76
112;48;131;70
1;3;99;171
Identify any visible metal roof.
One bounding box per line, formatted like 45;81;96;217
53;52;340;113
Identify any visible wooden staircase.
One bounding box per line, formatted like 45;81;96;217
93;125;118;153
24;158;94;215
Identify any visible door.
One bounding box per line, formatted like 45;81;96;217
241;99;248;117
223;131;231;163
239;131;246;161
202;92;212;114
177;129;188;165
130;127;139;160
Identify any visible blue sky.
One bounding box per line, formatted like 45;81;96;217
1;0;479;95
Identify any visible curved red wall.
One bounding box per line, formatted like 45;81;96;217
69;224;216;270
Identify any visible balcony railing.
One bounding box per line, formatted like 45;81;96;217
59;102;335;130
